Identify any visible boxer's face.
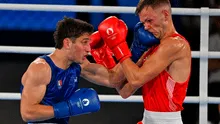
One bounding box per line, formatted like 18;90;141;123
67;33;91;64
139;6;165;39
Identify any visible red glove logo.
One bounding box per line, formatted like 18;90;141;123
98;16;131;62
106;28;114;35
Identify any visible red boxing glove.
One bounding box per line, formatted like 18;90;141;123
90;31;116;69
98;16;131;63
137;121;143;124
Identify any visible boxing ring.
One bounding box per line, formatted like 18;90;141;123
0;3;220;124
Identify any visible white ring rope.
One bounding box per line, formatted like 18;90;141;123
0;46;54;54
1;93;220;104
0;46;220;59
0;3;220;16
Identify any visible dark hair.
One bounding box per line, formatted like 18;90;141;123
135;0;170;15
53;16;94;49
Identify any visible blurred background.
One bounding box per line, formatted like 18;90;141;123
0;0;220;124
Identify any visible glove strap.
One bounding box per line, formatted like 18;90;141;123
112;41;131;62
53;102;70;119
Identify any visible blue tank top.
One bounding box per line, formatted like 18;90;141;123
20;55;81;124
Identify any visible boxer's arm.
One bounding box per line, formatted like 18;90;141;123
80;59;125;88
121;38;185;88
116;81;138;99
116;53;147;98
20;59;53;122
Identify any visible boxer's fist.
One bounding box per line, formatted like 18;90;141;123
98;16;131;63
90;31;116;69
130;22;159;63
53;88;100;118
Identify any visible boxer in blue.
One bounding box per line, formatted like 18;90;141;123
20;16;160;124
20;17;124;124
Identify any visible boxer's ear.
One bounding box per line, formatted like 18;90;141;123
162;9;169;22
63;38;72;49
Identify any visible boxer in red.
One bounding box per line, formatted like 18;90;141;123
98;0;192;123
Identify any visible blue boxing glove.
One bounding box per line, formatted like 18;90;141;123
130;22;159;63
53;88;100;118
